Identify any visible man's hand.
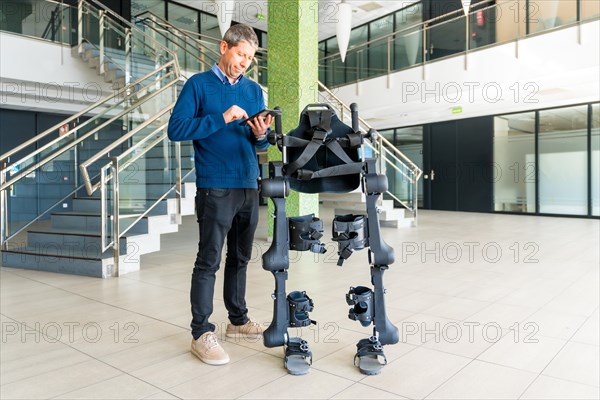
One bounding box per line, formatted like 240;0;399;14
223;105;248;124
247;114;273;138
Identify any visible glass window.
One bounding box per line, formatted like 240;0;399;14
494;112;536;213
326;37;345;87
345;25;368;82
131;0;164;19
394;3;423;70
200;11;220;39
368;15;393;78
592;103;599;216
468;3;498;49
539;105;588;215
168;2;199;33
394;127;424;208
529;0;577;34
582;0;600;20
494;0;524;43
427;12;466;61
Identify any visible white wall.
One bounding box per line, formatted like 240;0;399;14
333;20;600;129
0;32;114;115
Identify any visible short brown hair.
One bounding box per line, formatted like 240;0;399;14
222;24;259;50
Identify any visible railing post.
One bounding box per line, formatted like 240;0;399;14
412;169;418;227
111;157;120;277
100;167;107;251
125;27;131;86
422;24;427;80
516;0;520;58
465;11;469;70
0;164;7;251
99;10;105;75
77;0;83;55
175;141;182;225
387;36;392;89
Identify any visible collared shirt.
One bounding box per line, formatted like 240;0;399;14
211;63;243;85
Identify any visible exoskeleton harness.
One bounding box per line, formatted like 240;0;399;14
260;104;398;376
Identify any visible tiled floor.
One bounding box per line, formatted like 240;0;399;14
1;209;599;399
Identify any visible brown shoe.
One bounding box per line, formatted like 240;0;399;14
191;332;230;365
226;319;264;339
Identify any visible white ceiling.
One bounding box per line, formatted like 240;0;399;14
151;0;416;41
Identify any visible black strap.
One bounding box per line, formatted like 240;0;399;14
327;140;356;165
285;338;312;365
284;110;332;177
282;136;310;147
353;337;387;367
296;162;364;181
284;134;324;177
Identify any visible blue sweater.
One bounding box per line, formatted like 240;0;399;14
167;71;269;189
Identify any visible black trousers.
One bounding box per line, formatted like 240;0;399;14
191;188;259;339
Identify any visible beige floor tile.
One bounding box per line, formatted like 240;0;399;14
130;352;217;389
426;360;537;399
331;383;409;399
392;291;454;314
168;353;288;399
98;331;193;373
521;375;600;400
312;340;416;380
477;331;566;373
467;302;538;329
238;368;355;399
396;313;461;346
543;341;600;387
142;391;180;399
422;297;490;321
54;374;162;399
571;309;600;346
2;210;599;400
543;284;600;318
67;320;188;358
0;344;93;385
523;309;588;340
0;360;121;400
454;281;515;303
360;346;471;399
422;323;503;359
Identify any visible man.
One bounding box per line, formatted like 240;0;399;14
168;24;271;365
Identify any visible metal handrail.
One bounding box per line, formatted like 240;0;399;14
133;18;217;71
0;69;177;193
0;60;177;180
133;12;223;60
320;0;496;62
86;0;172;57
134;11;266;81
80;102;176;195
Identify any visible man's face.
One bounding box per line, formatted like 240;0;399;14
218;40;256;82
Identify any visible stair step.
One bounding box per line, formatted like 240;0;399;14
73;197;176;215
51;212;149;234
1;249;137;278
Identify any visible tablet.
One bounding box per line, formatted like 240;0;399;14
238;109;279;126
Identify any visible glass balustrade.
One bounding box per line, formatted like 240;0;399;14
0;0;73;44
319;0;599;88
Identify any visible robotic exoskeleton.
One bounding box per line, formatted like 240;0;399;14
260;103;399;375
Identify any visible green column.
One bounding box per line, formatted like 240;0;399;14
266;0;319;237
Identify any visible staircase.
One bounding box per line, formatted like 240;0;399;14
0;0;194;277
1;114;197;277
